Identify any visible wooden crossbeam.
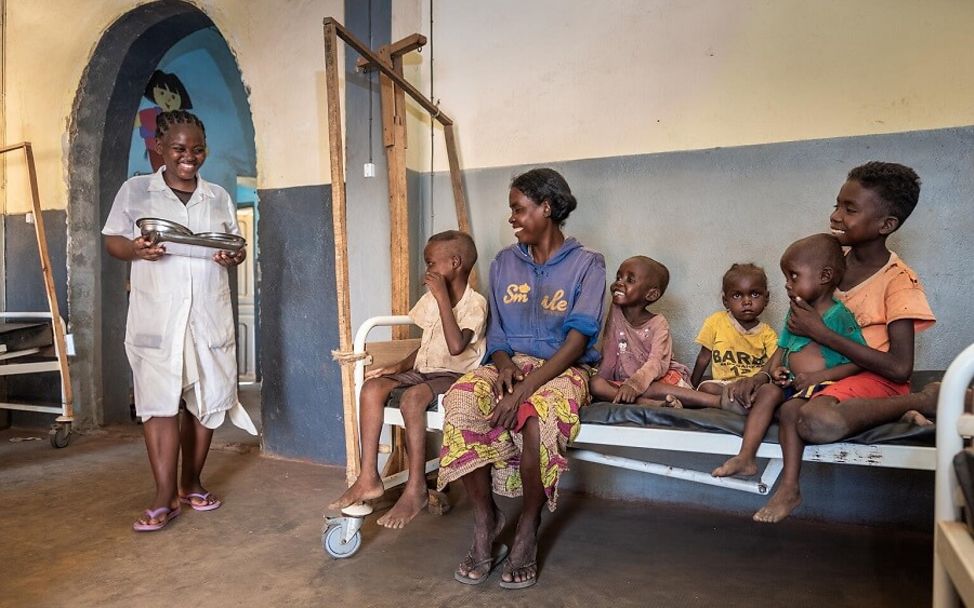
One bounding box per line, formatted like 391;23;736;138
355;33;426;71
323;18;453;126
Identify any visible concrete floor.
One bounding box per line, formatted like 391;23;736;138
1;391;934;608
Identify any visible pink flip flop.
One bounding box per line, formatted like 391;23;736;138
132;506;181;532
179;492;222;512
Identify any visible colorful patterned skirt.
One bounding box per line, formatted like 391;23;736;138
436;355;590;511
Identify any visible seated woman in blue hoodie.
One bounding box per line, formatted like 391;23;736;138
438;168;606;589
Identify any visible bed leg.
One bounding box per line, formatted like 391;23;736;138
758;459;784;495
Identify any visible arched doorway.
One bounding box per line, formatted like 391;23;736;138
67;0;259;427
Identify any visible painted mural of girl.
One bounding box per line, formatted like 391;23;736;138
135;70;193;171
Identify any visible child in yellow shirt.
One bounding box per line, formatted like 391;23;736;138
672;264;778;409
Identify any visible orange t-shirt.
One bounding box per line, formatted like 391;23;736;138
834;252;935;352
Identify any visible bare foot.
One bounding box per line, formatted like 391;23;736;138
712;455;757;478
753;484;801;523
916;381;940;418
900;409;934;427
663;394;684;409
328;474;384;510
377;484;429;529
456;506;506;582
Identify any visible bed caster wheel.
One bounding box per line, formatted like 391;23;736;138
427;490;451;516
322;522;361;559
49;423;71;449
322;504;369;559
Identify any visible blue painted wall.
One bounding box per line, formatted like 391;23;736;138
127;26;256;200
257;184;344;463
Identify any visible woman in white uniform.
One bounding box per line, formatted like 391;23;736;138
103;110;256;532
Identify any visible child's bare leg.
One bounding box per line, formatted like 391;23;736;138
697;382;724;397
140;415;180;524
589;376;620;402
178;409;218;507
329;377;399;510
798;382;942;444
754;398;805;523
640;383;720;409
634;396;667;407
713;384;782;478
377;384;434;529
899;381;974;425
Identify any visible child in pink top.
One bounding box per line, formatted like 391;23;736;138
590;256;694;406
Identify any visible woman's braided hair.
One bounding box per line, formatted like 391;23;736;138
155;110;206;139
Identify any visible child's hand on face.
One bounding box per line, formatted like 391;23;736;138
786;297;827;340
423;271;449;301
133;236;166;261
612;382;639;404
772;366;792;387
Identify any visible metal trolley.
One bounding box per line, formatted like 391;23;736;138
0;142;74;447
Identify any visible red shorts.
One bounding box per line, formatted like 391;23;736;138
814;371;910;402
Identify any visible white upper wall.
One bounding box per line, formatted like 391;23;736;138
6;0;974;212
1;0;343;213
397;0;974;172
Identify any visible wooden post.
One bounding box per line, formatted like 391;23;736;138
381;50;413;475
323;22;361;485
380;49;411;342
443;125;477;289
23;144;73;419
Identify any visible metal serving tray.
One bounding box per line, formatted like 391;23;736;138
148;232;246;252
136;217;193;237
136;217;246;252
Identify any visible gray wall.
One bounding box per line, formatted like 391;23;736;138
421;126;974;371
258;184;345;463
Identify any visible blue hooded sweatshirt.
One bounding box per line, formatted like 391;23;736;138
485;237;606;365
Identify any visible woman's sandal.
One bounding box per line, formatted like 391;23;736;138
179;492;222;512
499;557;539;590
132;506;181;532
453;544;509;585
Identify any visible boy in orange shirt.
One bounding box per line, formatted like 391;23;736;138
728;161;936;523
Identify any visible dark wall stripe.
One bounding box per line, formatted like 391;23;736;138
257;184;344;464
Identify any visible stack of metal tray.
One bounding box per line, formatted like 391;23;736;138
136;217;246;252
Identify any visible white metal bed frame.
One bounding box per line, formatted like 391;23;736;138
360;315;935;490
932;342;974;607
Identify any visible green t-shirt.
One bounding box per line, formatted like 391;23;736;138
778;298;865;370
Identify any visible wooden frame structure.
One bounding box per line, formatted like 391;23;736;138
0;142;74;446
322;17;473;485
